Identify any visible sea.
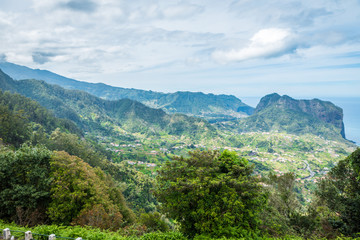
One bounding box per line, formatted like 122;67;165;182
241;96;360;146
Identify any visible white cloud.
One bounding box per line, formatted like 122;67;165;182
212;28;298;62
0;0;360;98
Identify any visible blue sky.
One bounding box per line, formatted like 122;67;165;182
0;0;359;98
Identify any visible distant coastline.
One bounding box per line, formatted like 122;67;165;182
328;97;360;146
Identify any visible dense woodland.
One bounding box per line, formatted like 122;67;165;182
0;71;360;239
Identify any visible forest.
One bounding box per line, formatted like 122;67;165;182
0;89;359;240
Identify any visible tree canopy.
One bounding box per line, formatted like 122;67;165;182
0;145;52;225
317;148;360;236
155;150;266;238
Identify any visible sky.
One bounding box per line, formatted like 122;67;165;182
0;0;360;98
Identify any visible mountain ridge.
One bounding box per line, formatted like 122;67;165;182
0;69;219;143
0;61;254;120
0;63;348;142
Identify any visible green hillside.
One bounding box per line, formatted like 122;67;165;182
0;69;359;239
0;62;254;120
0;89;80;147
0;69;219;144
219;93;346;141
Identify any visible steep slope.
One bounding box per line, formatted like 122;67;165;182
0;69;218;142
0;62;253;120
148;91;253;120
234;93;346;140
0;89;81;146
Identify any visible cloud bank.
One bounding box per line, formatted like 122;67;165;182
212;28;300;62
0;0;359;97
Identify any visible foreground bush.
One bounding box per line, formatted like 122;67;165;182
155;150;267;238
0;220;185;240
2;220;360;239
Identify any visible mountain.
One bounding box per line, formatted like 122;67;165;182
1;68;357;203
0;62;254;120
0;69;218;142
0;63;348;142
232;93;346;140
0;89;81;147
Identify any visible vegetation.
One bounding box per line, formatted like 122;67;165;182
0;62;254;120
0;70;219;144
48;151;135;228
0;145;135;228
0;89;80;147
155;150;266;238
0;220;185;240
1;69;360;239
317;148;360;237
0;145;52;226
228;93;346;141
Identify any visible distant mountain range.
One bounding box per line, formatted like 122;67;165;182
0;69;219;143
0;62;253;121
0;62;348;142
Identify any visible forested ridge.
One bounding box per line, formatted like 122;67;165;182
0;70;359;239
0;61;254;121
0;69;220;144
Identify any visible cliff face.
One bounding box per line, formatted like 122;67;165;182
254;93;345;138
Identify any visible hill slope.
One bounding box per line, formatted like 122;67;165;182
0;69;218;142
0;62;253;120
232;93;346;140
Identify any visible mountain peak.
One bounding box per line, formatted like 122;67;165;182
254;93;345;139
254;93;281;113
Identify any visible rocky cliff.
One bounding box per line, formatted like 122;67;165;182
236;93;346;140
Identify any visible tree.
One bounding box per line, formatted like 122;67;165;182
261;173;319;238
0;105;30;147
0;145;52;225
139;212;170;232
48;151;135;228
155;150;266;238
317;148;360;236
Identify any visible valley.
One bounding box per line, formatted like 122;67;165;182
1;1;360;238
0;64;358;239
0;66;356;184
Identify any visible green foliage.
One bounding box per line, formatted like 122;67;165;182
1;66;358;239
0;145;52;225
48;151;135;228
261;173;300;236
0;72;218;142
155;150;266;238
317;148;360;236
102;161;158;213
0;90;81;146
46;129;106;167
0;219;323;239
0;104;30;147
139;212;169;233
0;64;254;120
0;133;137;230
261;172;329;238
140;231;187;240
43;129;158;214
0;219;189;240
0;89;81;148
